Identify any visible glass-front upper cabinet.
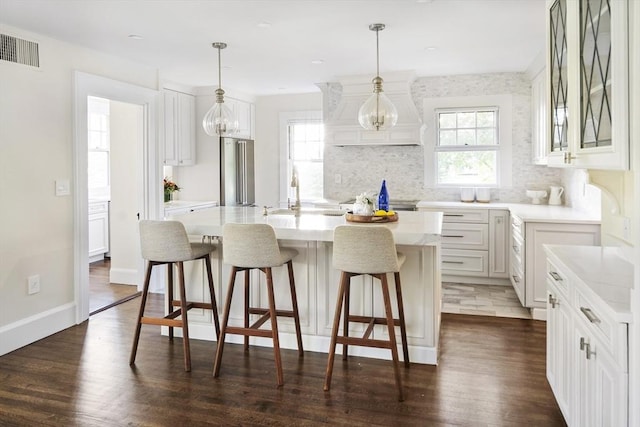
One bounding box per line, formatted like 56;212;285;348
546;0;629;170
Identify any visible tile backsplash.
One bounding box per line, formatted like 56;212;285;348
323;72;563;203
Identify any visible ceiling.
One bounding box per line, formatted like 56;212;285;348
0;0;546;96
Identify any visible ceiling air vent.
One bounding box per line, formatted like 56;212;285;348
0;33;40;68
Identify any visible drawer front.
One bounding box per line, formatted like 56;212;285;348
546;258;570;299
511;215;524;238
441;209;489;223
89;201;108;214
441;223;488;250
441;249;488;277
510;232;524;268
510;263;525;306
574;288;627;369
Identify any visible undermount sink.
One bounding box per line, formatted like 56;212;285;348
268;208;346;217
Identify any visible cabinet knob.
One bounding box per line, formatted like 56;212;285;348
548;294;559;308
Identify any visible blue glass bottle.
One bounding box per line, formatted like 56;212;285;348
378;179;389;211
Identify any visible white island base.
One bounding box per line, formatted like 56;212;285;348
165;207;443;365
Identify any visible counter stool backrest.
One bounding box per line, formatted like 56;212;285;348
139;220;193;262
333;225;400;274
223;223;283;268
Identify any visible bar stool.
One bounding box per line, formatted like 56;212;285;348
323;225;410;401
130;220;220;372
213;223;304;386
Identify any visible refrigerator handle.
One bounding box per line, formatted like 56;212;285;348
237;141;246;204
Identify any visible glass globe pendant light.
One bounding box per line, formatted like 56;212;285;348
357;23;398;131
202;42;238;136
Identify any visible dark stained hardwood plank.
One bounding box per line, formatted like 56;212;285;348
89;259;139;315
0;294;566;426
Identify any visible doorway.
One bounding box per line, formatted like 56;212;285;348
73;71;161;324
87;97;144;314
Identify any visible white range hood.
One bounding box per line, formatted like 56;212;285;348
323;71;424;146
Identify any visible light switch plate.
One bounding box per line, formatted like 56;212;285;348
55;179;70;196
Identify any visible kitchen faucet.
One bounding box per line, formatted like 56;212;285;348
290;166;301;210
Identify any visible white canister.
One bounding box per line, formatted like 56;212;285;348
475;188;491;203
548;186;564;205
460;187;475;202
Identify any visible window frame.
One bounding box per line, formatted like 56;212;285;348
279;110;323;206
423;95;513;189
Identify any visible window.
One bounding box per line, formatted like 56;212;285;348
87;96;110;198
279;111;323;204
436;108;498;185
424;95;512;188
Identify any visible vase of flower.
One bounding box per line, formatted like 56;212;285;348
163;177;180;203
352;192;375;215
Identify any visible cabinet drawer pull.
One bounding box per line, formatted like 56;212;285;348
512;245;520;253
443;235;465;238
444;214;464;217
580;307;601;324
549;271;562;281
580;337;595;360
443;260;464;265
512;275;520;283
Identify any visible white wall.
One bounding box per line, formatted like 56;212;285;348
0;25;158;354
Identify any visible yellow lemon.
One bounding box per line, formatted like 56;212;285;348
374;210;387;216
387;210;395;216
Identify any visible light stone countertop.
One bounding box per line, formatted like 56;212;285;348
544;245;633;323
170;206;443;246
417;201;600;224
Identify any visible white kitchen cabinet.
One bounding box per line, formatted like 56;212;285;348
546;276;572;421
226;97;254;139
531;69;548;165
419;207;508;283
546;0;630;170
489;210;509;278
88;201;109;261
546;248;630;427
164;89;196;166
510;214;600;310
164;201;218;217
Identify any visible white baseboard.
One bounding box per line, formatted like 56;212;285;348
109;268;139;286
531;307;547;321
160;323;438;365
0;302;76;356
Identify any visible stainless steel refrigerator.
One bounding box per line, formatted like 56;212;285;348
220;137;255;206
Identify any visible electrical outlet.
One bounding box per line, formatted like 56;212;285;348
28;274;40;295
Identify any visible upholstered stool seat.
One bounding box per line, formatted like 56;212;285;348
213;223;304;386
130;220;220;372
323;225;410;401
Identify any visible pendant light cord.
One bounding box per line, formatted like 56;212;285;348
376;27;380;78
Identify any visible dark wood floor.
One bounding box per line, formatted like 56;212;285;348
0;292;565;426
89;259;139;315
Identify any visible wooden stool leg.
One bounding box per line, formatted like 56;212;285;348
324;271;348;392
381;274;404;401
177;262;191;372
167;263;174;340
204;255;220;338
243;269;250;352
287;260;304;356
394;272;410;367
342;279;351;360
130;262;153;366
265;267;283;386
213;267;238;378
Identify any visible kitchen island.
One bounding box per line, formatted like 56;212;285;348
167;206;443;364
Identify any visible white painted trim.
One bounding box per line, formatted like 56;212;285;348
73;71;160;325
531;307;547;321
423;95;513;189
164;324;438;365
109;268;139;286
442;275;511;286
278;110;322;207
0;303;76;356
